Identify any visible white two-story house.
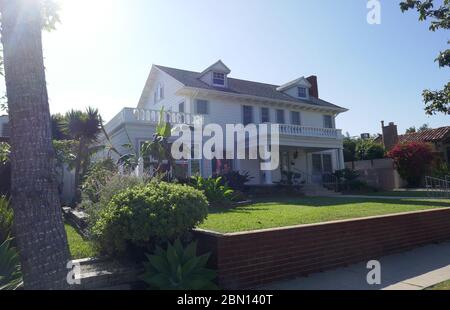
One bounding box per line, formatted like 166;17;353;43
98;60;348;186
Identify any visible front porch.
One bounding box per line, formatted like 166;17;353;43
232;146;345;186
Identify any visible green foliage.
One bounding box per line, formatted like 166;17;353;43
355;139;385;161
91;182;209;256
81;159;117;203
0;142;10;165
343;137;357;162
82;174;145;228
53;139;78;168
432;161;450;179
65;224;98;260
0;197;12;243
191;176;235;207
215;171;252;191
0;239;22;290
141;239;217;290
333;168;360;182
400;0;449;115
51;113;69;141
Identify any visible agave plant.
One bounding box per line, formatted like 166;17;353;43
0;239;22;290
141;239;217;290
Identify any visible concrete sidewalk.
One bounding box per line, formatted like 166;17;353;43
260;241;450;290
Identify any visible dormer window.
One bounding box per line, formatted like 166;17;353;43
298;87;307;98
213;72;225;86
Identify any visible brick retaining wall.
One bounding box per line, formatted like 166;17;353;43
194;208;450;289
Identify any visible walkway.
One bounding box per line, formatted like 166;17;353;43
260;241;450;290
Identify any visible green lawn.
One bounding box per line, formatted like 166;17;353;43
65;224;98;259
199;197;450;233
426;280;450;290
353;191;431;198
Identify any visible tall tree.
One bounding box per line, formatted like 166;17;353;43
0;0;70;289
63;107;102;203
400;0;450;115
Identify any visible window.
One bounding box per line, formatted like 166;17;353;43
298;87;307;98
261;107;270;123
312;154;333;174
291;111;301;125
153;91;157;104
243;106;254;125
276;109;285;124
195;100;209;115
323;115;333;128
213;72;225;86
159;84;164;99
178;102;185;113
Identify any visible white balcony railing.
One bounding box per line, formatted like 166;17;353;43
279;124;342;139
124;108;205;126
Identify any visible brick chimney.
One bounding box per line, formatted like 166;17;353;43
381;121;399;151
307;75;319;98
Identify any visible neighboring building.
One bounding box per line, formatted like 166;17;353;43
98;60;348;186
376;121;450;164
0;115;9;142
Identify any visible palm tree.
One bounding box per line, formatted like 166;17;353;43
63;107;102;203
0;0;70;289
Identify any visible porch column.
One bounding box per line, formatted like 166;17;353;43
338;148;345;170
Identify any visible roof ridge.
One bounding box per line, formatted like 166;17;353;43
156;64;281;87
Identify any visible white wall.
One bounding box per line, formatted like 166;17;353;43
142;68;188;113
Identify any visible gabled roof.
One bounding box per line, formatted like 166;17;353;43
398;126;450;143
154;65;346;111
276;77;312;92
199;60;231;76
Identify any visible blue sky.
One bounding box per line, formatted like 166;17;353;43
34;0;449;136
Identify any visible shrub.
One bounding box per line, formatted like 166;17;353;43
432;162;450;179
215;171;252;191
91;182;208;256
0;197;13;243
83;174;146;228
355;139;385;161
141;239;217;290
0;238;22;290
191;176;234;207
388;142;434;187
81;159;117;203
333;168;360;182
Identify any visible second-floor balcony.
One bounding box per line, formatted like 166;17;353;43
105;108;206;133
279;124;343;139
105;108;343;142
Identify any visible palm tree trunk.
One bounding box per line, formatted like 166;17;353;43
0;0;70;289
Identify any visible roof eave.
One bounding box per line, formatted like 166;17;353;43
179;86;348;114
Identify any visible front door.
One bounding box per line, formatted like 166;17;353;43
311;153;333;184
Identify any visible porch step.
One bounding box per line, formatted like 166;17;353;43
302;184;340;197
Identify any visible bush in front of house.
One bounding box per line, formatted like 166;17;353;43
191;176;235;208
215;171;252;191
81;158;118;204
91;181;209;256
141;239;217;290
0;196;13;243
388;142;434;187
82;173;146;228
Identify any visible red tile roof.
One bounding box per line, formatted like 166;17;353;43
398;126;450;143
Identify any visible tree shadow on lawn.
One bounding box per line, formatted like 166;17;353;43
208;197;450;215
